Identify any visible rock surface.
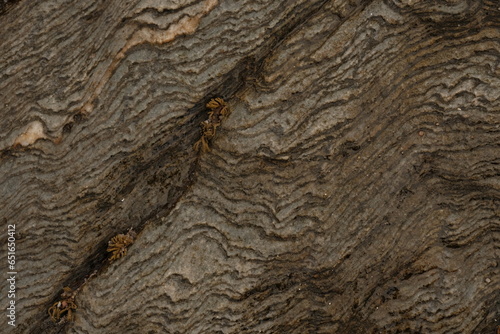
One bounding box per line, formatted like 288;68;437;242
0;0;499;333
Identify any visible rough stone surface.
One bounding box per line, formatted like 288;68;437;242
0;0;499;333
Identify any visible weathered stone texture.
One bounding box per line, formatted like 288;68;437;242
0;0;498;333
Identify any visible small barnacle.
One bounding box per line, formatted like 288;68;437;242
193;98;230;153
206;97;226;110
107;229;136;261
202;120;218;140
207;98;230;121
193;135;211;152
60;286;74;299
48;287;78;323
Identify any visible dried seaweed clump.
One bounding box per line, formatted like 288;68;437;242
107;229;136;261
193;97;230;152
48;287;77;323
